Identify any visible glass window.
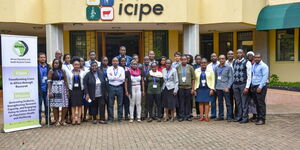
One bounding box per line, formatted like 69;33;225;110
276;29;294;61
70;31;87;59
153;30;168;58
237;31;253;52
105;32;140;63
219;32;233;55
200;34;214;61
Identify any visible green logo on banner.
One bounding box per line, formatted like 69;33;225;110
86;6;100;20
13;41;28;57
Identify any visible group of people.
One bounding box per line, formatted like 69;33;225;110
38;46;269;126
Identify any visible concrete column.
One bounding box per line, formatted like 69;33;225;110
46;24;64;62
254;31;269;65
183;24;199;56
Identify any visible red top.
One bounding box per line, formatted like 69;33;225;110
157;65;166;72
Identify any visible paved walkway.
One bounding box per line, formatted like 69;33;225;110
0;104;300;150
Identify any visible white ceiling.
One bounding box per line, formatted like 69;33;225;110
0;23;45;37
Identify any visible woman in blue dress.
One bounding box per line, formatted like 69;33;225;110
194;58;215;122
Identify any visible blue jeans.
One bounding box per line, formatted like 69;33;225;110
216;90;233;119
210;94;217;117
39;91;50;122
108;85;123;121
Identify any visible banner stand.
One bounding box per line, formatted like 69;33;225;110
1;34;41;132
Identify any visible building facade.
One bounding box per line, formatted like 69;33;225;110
0;0;299;82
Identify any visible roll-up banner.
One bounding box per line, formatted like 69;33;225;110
1;34;40;132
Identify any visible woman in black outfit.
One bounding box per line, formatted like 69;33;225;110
84;62;107;124
66;58;85;125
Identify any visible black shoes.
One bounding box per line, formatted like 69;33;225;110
178;118;184;122
255;120;265;125
210;116;216;119
233;119;242;122
239;119;249;124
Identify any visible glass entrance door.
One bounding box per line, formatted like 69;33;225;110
97;32;141;64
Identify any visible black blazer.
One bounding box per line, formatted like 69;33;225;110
37;63;50;95
83;70;106;101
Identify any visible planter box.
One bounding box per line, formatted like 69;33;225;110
268;86;300;92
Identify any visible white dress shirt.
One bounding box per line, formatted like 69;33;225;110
62;63;74;72
107;66;125;86
207;61;220;71
85;60;101;68
226;59;235;70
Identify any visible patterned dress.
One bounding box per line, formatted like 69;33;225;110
49;69;69;107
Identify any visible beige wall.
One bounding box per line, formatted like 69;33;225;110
268;29;300;82
0;0;265;25
267;0;300;5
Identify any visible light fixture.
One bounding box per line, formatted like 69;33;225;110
0;30;12;33
208;30;217;32
112;27;121;30
33;26;43;30
73;23;84;26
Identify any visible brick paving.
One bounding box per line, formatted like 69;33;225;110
0;105;300;150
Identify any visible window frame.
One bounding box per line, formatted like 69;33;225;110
237;31;253;52
219;32;233;55
276;29;295;61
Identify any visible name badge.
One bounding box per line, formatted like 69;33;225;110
201;80;206;86
153;84;158;89
96;77;101;85
42;76;47;83
217;76;222;80
74;83;79;87
182;77;186;82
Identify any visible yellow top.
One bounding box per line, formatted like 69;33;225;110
194;68;215;90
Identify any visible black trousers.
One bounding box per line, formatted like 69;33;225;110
147;94;161;118
251;85;267;121
229;87;238;118
178;88;192;119
89;96;105;121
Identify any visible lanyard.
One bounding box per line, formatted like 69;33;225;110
144;65;149;75
73;70;80;82
65;63;71;70
56;70;62;80
182;66;187;77
217;66;225;76
74;74;79;82
103;68;107;77
39;65;47;77
153;77;157;84
165;69;171;81
200;69;206;79
113;68;118;76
